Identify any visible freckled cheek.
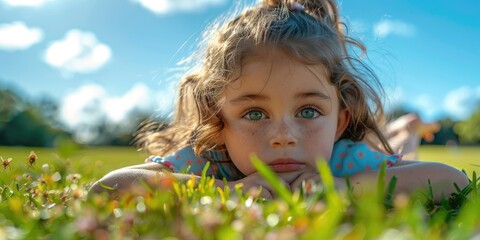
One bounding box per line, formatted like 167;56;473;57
302;124;334;161
223;123;266;174
243;126;266;147
300;123;322;139
226;123;263;147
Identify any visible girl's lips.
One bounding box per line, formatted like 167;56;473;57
268;158;305;172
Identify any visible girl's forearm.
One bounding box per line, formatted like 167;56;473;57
348;161;469;202
89;166;229;196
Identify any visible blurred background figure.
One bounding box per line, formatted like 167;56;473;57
386;113;441;160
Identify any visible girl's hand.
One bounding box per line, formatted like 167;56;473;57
289;170;346;192
224;171;303;199
226;173;279;199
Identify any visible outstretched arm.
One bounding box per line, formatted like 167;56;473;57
348;160;469;202
88;163;182;196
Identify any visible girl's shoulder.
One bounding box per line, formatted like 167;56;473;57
146;145;244;180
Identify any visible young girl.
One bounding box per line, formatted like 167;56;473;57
89;0;468;201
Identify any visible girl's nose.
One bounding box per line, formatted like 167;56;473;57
270;120;298;148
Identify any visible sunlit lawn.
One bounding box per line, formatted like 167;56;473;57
0;146;146;181
0;144;478;239
0;144;478;180
418;145;480;175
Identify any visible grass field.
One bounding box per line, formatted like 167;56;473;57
417;145;480;175
0;144;479;238
0;145;478;180
0;145;146;181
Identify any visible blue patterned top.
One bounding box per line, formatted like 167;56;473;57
147;139;401;180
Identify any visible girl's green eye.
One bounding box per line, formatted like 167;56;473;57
245;110;264;121
298;107;319;119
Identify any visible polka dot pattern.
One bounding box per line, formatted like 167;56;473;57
329;139;402;177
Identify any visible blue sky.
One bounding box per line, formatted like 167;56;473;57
1;0;479;134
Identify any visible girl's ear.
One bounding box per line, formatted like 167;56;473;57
335;108;350;140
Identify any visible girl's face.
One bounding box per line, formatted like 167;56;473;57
219;49;350;176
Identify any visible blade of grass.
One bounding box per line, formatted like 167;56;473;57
376;160;387;204
316;159;342;208
448;193;480;239
472;171;477;196
384;176;397;209
200;161;211;188
250;155;294;207
303;159;343;239
98;182;116;191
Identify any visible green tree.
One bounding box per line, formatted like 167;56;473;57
0;88;24;123
0;88;69;146
454;106;480;145
0;105;69;146
430;118;460;145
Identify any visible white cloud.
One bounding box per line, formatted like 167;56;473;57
44;30;112;74
60;83;175;143
443;86;480;121
0;22;44;51
2;0;52;7
413;94;442;120
60;84;107;129
103;84;154;124
385;86;443;121
373;19;415;39
132;0;225;14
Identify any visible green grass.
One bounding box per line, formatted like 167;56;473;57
0;145;146;180
1;144;477;179
418;145;480;174
0;145;478;239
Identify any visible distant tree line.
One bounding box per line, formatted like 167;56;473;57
0;88;155;147
0;88;69;147
454;106;480;145
1;87;479;147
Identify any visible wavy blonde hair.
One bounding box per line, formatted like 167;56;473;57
135;0;393;156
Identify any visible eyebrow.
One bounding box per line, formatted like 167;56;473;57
228;91;331;104
229;94;268;104
295;92;331;101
